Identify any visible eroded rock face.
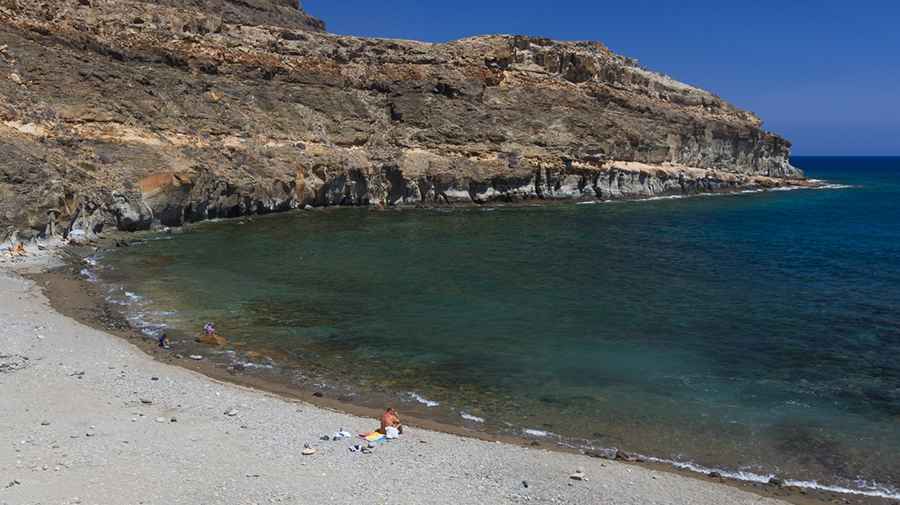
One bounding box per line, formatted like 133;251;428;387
0;0;804;241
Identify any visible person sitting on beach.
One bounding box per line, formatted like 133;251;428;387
379;407;403;435
205;323;215;335
158;334;170;348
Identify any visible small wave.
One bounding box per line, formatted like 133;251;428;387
79;268;101;283
644;457;900;500
137;320;169;337
227;360;273;371
522;428;548;437
408;392;439;407
460;412;484;422
575;185;819;205
807;180;853;189
82;256;101;266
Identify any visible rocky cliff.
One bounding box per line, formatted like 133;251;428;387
0;0;804;241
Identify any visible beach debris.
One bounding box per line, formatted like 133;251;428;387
331;428;351;439
1;355;31;374
189;355;203;360
615;449;634;462
224;407;237;416
246;473;259;478
302;448;315;455
570;471;587;481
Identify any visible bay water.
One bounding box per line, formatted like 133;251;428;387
88;157;900;498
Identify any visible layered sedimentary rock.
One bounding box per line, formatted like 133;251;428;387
0;0;804;241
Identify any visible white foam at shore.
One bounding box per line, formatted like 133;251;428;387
644;456;900;500
408;392;439;407
575;182;845;206
460;412;484;422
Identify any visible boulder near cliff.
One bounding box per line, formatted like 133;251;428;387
0;0;804;241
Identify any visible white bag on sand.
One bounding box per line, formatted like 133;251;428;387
385;426;399;439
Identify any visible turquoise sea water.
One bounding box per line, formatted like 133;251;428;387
90;157;900;497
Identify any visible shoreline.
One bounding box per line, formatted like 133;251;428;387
1;245;890;504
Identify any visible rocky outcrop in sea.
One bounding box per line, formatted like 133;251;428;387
0;0;804;241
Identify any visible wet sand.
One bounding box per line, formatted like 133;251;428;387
1;241;891;504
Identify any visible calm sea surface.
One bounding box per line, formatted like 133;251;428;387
90;157;900;497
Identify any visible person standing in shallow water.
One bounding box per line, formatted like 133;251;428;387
379;407;403;435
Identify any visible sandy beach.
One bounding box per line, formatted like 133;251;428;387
0;247;819;504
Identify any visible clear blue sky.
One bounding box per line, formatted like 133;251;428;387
303;1;899;156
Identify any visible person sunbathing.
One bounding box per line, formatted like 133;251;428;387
379;407;403;435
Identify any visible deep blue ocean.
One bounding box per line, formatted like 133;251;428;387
90;157;900;498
